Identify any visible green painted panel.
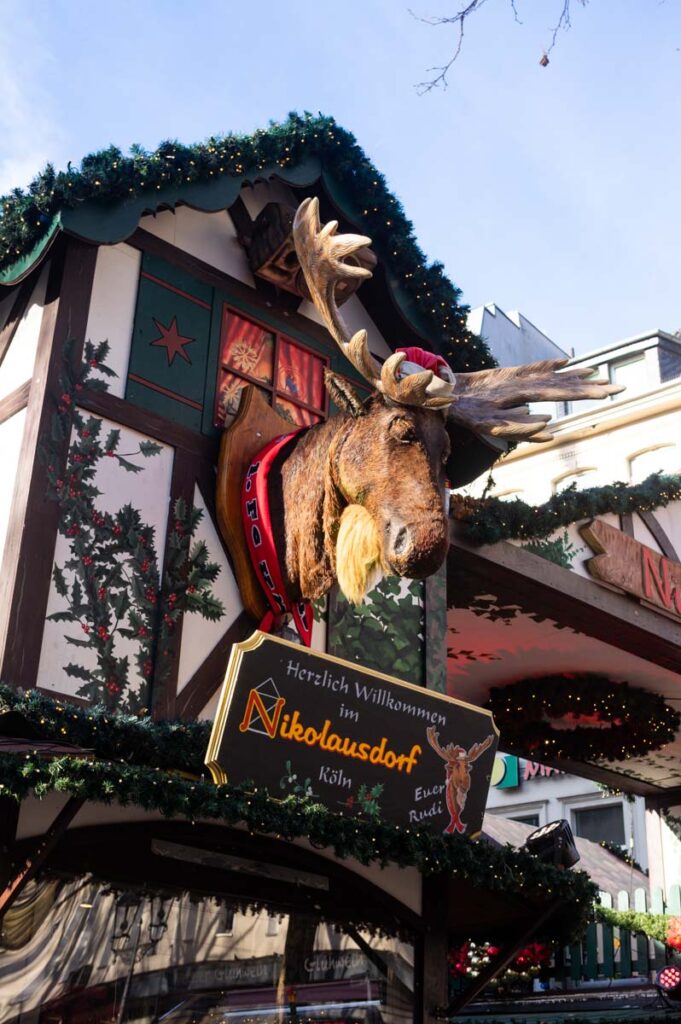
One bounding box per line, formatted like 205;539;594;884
126;253;214;431
328;577;425;685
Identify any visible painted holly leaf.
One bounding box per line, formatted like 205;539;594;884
64;663;94;681
139;440;163;457
104;428;121;453
52;566;68;598
65;636;92;648
47;610;76;623
116;455;144;474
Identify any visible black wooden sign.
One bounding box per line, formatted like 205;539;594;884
206;631;498;836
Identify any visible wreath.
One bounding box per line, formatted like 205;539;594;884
486;674;680;762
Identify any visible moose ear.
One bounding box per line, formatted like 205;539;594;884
324;371;366;418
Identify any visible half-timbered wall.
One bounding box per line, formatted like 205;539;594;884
0;181;434;722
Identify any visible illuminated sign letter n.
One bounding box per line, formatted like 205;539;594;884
238;689;286;739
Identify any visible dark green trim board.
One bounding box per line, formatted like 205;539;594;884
0;113;493;372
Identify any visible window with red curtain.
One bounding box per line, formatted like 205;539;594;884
214;306;328;428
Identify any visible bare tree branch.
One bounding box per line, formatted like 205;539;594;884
413;0;589;91
411;0;492;93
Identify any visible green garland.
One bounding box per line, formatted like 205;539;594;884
453;472;681;545
0;684;210;775
0;687;596;939
0;751;595;940
595;904;671;944
486;675;680;763
0;112;492;373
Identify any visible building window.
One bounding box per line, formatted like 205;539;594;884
510;813;540;827
610;355;647;396
572;803;625;846
214;307;328;428
553;469;598;494
629;445;679;484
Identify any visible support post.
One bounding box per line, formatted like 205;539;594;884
0;796;84;919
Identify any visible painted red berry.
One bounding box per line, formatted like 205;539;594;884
97;626;109;641
187;584;196;593
81;623;90;634
97;587;107;600
106;680;121;694
82;555;93;566
90;359;98;368
137;625;148;637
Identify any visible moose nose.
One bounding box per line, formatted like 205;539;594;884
385;520;414;569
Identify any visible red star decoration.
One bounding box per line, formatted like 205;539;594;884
150;316;195;365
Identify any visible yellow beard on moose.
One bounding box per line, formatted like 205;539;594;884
238;686;423;774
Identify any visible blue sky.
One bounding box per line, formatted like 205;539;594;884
1;0;680;354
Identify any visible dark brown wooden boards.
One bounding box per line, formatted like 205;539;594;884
581;517;681;620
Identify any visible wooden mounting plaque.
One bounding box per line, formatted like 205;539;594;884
216;385;295;622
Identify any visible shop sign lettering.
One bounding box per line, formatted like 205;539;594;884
206;631;498;836
581;518;681;619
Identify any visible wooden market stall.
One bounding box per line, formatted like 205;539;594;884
0;114;621;1023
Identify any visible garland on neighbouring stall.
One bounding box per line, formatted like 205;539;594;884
486;675;680;763
0;112;491;372
0;751;596;940
452;472;681;545
595;906;681;949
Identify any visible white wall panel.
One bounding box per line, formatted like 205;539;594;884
85;243;141;397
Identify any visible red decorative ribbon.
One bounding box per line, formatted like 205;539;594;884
242;432;313;647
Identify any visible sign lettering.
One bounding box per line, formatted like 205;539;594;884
206;631;498;836
581;518;681;619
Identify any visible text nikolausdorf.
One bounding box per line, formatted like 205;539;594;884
239;688;422;774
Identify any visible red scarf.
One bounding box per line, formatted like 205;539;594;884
242;432;313;647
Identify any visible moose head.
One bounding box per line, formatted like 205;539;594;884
275;198;621;605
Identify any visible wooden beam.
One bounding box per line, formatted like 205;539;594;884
421;873;449;1024
0;797;19;888
0;796;84;920
639;509;680;562
0;276;36;367
446;898;564;1015
128;227;337;354
79;387;218;461
175;610;252;720
645;788;681;811
151;449;197;721
0;379;31;426
0;239;98;689
448;522;681;676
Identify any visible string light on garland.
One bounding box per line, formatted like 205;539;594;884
452;473;681;546
0;113;493;374
0;686;595;941
486;674;680;763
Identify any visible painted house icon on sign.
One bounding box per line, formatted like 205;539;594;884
239;678;285;738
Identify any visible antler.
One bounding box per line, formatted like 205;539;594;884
447;360;624;443
293;197;455;410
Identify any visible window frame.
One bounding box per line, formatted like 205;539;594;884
211;302;330;430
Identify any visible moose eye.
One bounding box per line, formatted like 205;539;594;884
389;417;417;443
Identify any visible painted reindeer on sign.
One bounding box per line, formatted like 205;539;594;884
220;197;621;620
426;726;494;835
